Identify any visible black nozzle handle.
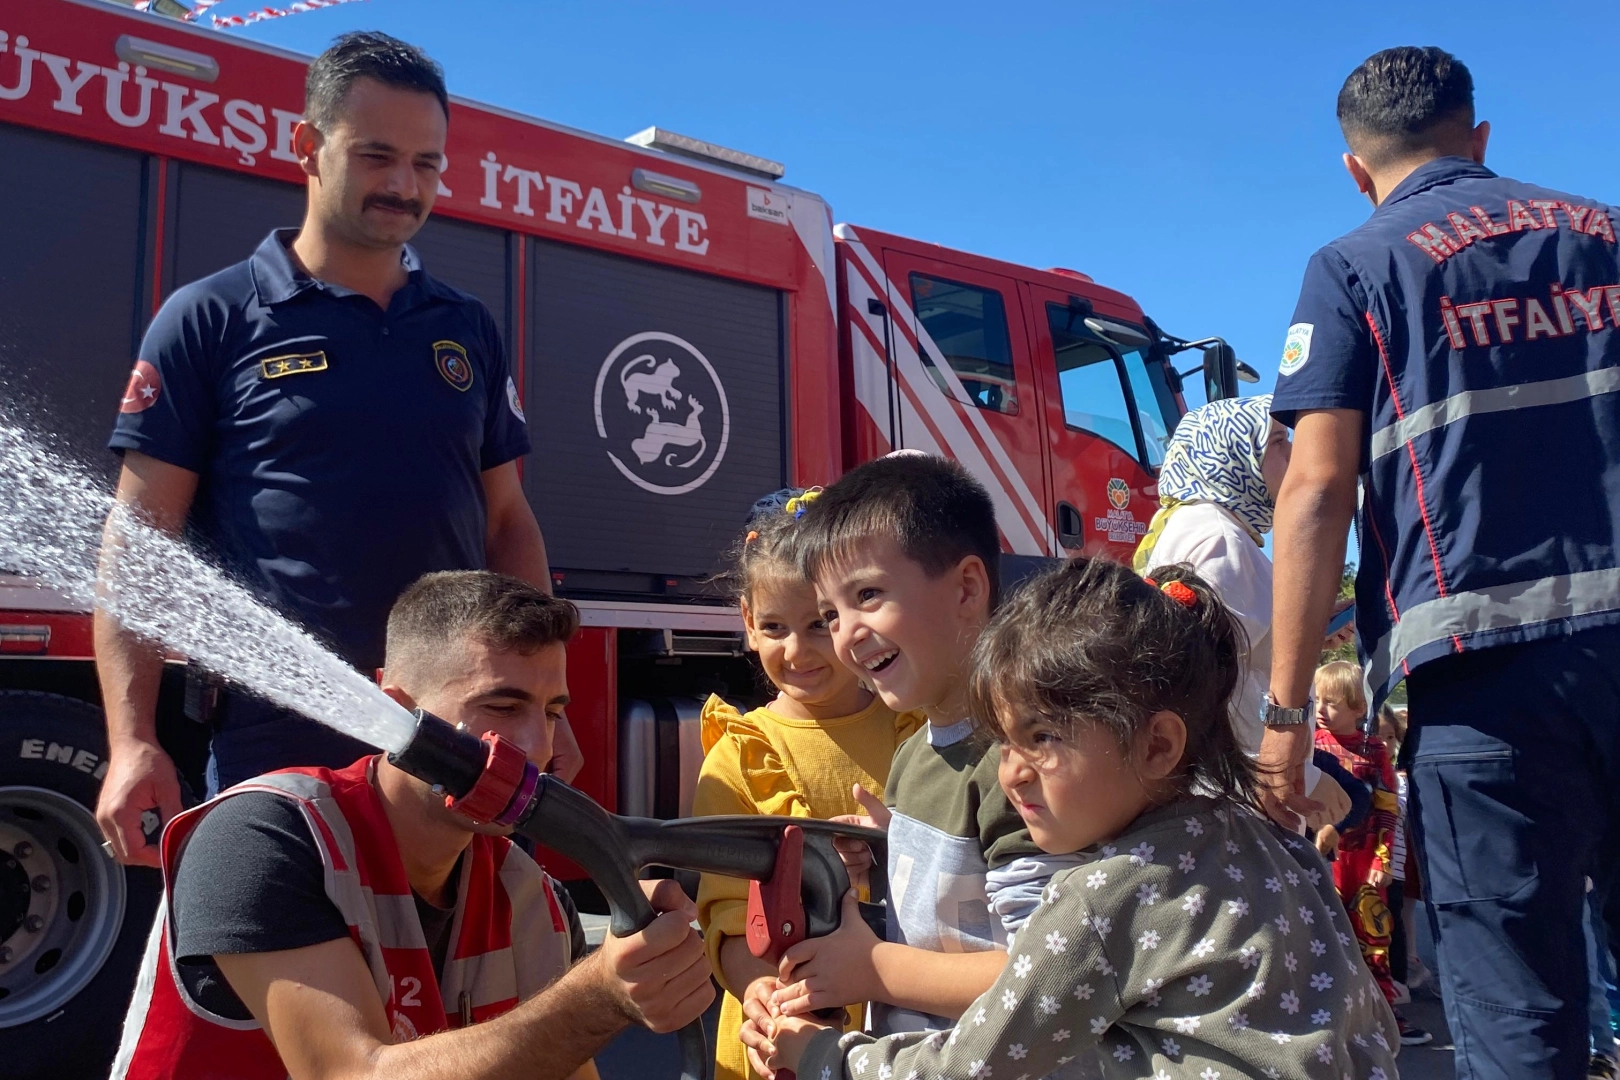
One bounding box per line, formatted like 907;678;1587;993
519;775;654;936
388;713;701;1075
517;776;708;1080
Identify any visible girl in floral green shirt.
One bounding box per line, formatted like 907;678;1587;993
744;559;1398;1080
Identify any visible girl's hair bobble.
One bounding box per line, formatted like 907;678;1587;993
1159;580;1199;609
783;486;824;520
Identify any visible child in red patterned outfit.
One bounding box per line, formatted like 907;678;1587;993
1312;661;1432;1047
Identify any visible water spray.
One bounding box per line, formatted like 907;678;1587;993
388;708;886;1080
1;421;885;1077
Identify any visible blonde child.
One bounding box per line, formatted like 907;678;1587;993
694;489;921;1080
747;559;1397;1080
1313;663;1429;1046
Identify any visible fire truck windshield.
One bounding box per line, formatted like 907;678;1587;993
1047;304;1174;467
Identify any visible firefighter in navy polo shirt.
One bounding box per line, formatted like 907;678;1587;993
94;32;582;868
1260;47;1620;1078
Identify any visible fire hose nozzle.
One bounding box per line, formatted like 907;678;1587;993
445;730;537;825
388;708;540;826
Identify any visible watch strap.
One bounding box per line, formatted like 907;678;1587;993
1262;700;1310;727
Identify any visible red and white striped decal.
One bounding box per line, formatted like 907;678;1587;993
837;226;1054;556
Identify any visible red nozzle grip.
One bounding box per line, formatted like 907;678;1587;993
444;731;528;824
746;824;807;964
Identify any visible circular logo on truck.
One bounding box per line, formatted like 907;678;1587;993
1107;477;1132;510
594;331;731;496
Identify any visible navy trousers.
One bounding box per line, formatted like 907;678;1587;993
1405;625;1620;1079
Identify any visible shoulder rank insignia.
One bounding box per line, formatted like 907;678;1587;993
260;351;329;379
434;340;474;391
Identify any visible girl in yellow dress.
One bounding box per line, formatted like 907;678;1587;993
695;490;921;1080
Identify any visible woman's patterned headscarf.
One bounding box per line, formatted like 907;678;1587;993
1134;395;1277;569
1159;393;1277;534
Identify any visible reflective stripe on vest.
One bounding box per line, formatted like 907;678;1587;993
1370;366;1620;462
1367;565;1620;692
110;758;572;1080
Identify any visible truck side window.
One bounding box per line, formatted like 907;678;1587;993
1046;302;1147;463
908;273;1018;415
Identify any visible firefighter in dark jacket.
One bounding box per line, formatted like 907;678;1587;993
1260;46;1620;1079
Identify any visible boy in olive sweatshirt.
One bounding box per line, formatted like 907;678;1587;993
760;454;1055;1035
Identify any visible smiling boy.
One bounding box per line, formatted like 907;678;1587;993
761;454;1043;1036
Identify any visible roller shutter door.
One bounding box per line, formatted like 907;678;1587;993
169;163;303;291
525;238;785;591
0;124;145;477
168;163;510;344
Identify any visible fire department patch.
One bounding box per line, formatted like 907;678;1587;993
119;360;161;414
506;376;526;422
1280;322;1314;376
434;340;474;392
1106;477;1131;510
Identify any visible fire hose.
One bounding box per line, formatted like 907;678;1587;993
388;708;888;1080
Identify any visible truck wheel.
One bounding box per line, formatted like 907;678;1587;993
0;691;161;1080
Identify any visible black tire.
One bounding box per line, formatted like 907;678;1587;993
0;691;162;1080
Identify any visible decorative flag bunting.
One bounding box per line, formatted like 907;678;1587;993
165;0;368;29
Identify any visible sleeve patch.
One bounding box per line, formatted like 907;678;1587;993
119;360;162;413
1280;323;1314;376
505;376;526;423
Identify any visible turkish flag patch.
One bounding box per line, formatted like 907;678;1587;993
120;360;161;414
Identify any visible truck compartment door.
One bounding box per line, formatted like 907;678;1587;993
0;124;146;476
522;239;786;597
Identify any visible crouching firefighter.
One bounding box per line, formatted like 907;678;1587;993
112;571;716;1080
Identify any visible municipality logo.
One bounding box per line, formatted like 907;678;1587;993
1107;477;1131;510
594;331;731;496
1280;322;1314;376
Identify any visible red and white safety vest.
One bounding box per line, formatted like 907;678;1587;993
110;756;574;1080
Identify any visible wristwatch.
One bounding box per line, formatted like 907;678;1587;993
1261;695;1310;728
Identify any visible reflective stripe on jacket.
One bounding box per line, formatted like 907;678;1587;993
110;756;572;1080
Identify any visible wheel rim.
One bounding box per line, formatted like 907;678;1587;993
0;786;128;1027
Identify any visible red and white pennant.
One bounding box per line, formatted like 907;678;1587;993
171;0;369;29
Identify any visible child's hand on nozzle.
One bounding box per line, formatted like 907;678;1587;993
1368;866;1392;889
850;783;891;829
740;976;784;1078
739;1011;777;1080
828;829;874;896
830;785;889;895
757;1012;834;1078
772;889;880;1017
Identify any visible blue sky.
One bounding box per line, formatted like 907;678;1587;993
235;0;1619;411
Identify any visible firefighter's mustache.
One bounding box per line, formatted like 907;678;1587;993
364;195;424;218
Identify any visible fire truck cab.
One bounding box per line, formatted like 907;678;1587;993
0;2;1240;1074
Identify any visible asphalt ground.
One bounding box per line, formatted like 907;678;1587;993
1393;994;1457;1080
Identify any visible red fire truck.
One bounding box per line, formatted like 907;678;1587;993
0;0;1244;1072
